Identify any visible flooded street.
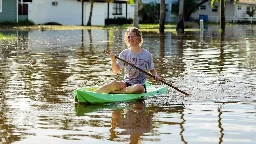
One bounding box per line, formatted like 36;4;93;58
0;25;255;144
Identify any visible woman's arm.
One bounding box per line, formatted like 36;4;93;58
109;52;120;74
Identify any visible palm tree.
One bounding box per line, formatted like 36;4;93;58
87;0;94;26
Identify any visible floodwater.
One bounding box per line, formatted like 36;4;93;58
0;25;255;144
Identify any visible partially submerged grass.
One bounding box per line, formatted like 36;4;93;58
0;33;16;40
0;22;200;32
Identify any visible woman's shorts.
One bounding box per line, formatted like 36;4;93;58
125;82;147;93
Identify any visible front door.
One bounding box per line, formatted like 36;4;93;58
18;0;32;21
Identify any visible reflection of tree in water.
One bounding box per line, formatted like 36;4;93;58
165;33;186;78
158;33;169;78
77;29;85;56
88;29;93;52
218;35;225;73
180;107;187;144
218;103;225;144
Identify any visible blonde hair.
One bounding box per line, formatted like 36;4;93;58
124;27;143;46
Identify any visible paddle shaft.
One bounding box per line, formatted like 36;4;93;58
104;50;189;96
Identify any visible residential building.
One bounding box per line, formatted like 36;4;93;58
0;0;18;23
190;0;256;23
0;0;134;26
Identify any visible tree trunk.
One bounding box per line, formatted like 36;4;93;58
176;0;184;33
159;0;165;33
220;0;225;35
82;0;84;26
87;0;94;26
133;0;139;28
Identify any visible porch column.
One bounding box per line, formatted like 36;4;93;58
16;0;19;22
126;2;127;22
107;2;109;25
234;5;237;23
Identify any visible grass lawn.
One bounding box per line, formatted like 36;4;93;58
0;22;200;32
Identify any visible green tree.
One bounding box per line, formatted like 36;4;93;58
172;0;209;21
139;2;158;23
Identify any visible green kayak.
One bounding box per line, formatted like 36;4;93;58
73;83;169;103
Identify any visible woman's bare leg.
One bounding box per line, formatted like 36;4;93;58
110;84;145;94
95;80;126;93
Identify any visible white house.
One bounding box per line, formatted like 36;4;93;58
27;0;134;26
190;0;256;23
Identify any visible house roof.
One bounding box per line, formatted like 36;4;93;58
239;0;256;5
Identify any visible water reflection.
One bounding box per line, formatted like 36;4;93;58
110;101;152;144
217;104;224;144
75;101;186;144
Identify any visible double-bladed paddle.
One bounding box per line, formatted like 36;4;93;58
104;50;189;96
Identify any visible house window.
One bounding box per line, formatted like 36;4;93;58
19;0;32;2
246;6;250;14
113;3;122;15
238;5;241;10
0;0;2;13
212;6;218;12
18;0;32;15
200;5;206;10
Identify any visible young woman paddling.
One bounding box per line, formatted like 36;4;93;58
95;27;160;94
